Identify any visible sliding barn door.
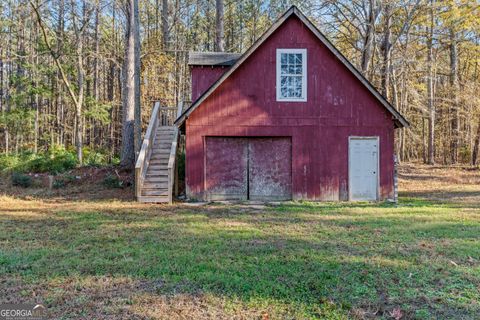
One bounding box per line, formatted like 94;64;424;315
205;137;292;201
248;138;292;201
205;137;248;200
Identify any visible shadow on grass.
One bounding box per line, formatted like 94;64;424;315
267;197;455;213
1;203;479;319
400;190;480;205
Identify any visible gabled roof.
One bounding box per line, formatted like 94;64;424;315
176;6;409;128
188;52;241;66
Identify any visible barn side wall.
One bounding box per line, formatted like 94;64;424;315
185;15;395;201
191;66;230;102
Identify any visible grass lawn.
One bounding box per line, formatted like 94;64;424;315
0;164;479;319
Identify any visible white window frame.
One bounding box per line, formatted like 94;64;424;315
276;48;307;102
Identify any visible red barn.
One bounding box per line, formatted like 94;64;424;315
175;6;409;202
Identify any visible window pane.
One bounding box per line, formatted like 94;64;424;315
288;64;296;74
281;65;288;75
281;53;287;64
294;76;302;97
288;54;295;64
295;53;302;64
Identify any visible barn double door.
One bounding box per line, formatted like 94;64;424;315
205;137;292;201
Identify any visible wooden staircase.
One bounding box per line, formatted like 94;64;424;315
135;102;182;203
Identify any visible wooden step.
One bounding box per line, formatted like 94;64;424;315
147;167;168;173
147;166;168;171
154;145;173;150
152;145;172;149
145;176;170;183
153;142;172;146
153;148;172;152
150;154;170;160
149;160;168;166
149;157;169;162
146;172;168;179
146;170;168;179
142;184;169;190
138;196;170;203
141;189;169;196
143;181;168;188
142;188;168;194
155;142;174;146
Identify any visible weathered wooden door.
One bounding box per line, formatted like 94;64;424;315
349;137;379;201
205;137;248;200
248;138;292;200
205;137;292;201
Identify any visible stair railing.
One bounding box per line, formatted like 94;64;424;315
159;106;178;126
167;101;184;203
135;102;160;199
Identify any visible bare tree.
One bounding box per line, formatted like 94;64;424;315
70;0;94;165
30;0;93;165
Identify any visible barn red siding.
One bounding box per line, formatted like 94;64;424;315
191;66;229;102
185;15;395;201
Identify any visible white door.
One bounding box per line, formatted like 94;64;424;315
349;137;379;201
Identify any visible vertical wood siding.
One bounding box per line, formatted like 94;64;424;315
191;67;229;102
186;15;395;201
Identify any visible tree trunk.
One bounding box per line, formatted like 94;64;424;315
381;3;392;99
0;47;5;154
472;119;480;166
133;0;141;159
449;29;459;164
162;0;168;49
361;0;376;75
76;39;85;164
120;0;141;168
215;0;225;52
426;3;435;165
56;0;65;148
93;0;100;101
472;61;479;166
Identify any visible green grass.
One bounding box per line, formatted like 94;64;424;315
0;197;479;319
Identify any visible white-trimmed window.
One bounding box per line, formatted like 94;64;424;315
276;49;307;102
